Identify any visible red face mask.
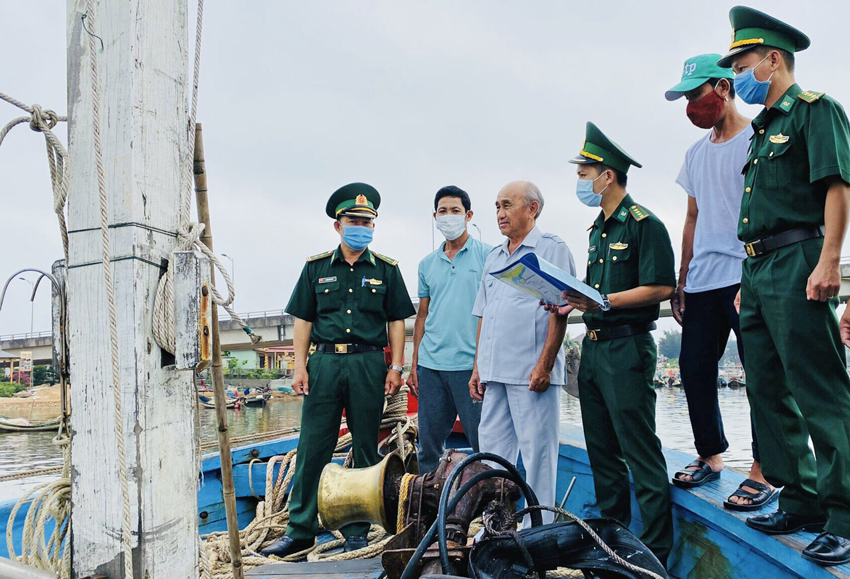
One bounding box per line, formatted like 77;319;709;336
686;88;725;129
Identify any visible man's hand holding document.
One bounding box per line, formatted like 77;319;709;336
490;253;603;307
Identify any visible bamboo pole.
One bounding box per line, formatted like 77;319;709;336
193;123;245;579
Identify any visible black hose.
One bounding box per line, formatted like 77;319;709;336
400;468;518;579
436;452;541;574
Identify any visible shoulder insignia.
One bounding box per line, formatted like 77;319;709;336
798;91;825;103
306;250;333;262
628;205;650;221
373;252;399;266
541;232;566;244
587;224;595;231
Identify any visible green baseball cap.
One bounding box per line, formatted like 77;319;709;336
718;6;810;68
568;122;642;174
665;54;734;101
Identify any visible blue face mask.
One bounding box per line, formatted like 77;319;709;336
734;54;774;106
341;224;373;250
576;172;608;207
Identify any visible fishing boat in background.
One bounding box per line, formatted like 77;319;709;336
198;394;236;410
0;416;61;433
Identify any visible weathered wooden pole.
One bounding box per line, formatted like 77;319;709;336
193;123;245;578
66;0;198;577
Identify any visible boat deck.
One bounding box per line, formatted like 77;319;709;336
247;559;384;578
557;424;850;579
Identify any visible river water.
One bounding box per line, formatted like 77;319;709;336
0;386;753;498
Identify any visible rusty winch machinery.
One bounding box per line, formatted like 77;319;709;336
318;451;669;579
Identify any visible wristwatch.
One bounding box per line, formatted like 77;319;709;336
389;364;404;373
600;294;612;312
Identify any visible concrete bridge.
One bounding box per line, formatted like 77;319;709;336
4;263;850;365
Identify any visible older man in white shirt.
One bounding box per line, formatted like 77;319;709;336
469;181;575;525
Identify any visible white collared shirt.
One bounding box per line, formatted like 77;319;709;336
472;227;576;385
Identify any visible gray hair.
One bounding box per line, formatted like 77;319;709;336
523;182;544;218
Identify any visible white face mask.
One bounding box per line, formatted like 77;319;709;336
435;214;467;241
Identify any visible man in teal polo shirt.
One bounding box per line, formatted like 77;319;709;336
408;186;493;473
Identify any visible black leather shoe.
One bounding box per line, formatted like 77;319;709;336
343;535;368;552
746;510;826;535
802;533;850;566
259;536;314;557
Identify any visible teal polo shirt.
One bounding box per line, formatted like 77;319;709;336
417;236;493;371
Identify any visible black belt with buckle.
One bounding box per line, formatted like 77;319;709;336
586;322;656;342
315;343;383;354
744;226;824;258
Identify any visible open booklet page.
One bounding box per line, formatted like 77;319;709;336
490;253;603;306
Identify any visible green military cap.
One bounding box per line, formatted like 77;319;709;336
665;53;734;101
568;122;642;174
718;6;810;68
325;182;381;219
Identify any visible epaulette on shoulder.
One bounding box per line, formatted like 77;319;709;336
541;232;566;244
373;251;399;266
628;204;651;221
798;90;825;104
306;250;333;262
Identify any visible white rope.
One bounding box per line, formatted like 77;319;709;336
81;4;135;577
0;92;70;264
150;0;259;355
0;88;72;579
199;388;413;578
6;427;72;578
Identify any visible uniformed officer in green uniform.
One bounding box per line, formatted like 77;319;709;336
717;6;850;566
261;182;415;557
554;122;676;566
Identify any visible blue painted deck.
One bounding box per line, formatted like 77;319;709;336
556;424;850;579
1;426;848;578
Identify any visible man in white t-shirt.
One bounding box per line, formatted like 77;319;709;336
665;53;776;510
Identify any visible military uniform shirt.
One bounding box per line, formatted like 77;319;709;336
583;194;676;328
739;83;850;242
286;247;416;346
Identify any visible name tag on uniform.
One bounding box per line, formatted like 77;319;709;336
319;276;337;284
588;245;597;253
609;242;628;250
769;133;789;144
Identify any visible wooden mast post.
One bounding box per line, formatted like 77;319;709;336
193;123;245;578
66;0;198;576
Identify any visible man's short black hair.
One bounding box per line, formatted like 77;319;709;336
708;77;736;99
596;164;627;187
434;186;471;212
752;45;795;72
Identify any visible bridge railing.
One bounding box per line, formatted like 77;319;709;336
0;330;53;341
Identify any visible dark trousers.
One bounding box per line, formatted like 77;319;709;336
416;366;481;474
741;239;850;538
680;284;760;463
579;332;673;566
285;350;386;540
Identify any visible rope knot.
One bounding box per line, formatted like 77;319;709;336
27;104;60;132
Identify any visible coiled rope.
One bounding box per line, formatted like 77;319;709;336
5;425;71;577
506;505;666;579
149;0;259;355
200;387;415;578
0;0;251;576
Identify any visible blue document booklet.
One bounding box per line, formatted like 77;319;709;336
490;253;603;307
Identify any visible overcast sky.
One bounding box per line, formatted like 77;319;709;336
1;1;849;337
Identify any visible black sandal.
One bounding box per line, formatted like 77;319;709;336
672;460;720;488
724;479;779;511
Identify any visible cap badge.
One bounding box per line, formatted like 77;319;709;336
769;133;790;144
355;194;368;205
